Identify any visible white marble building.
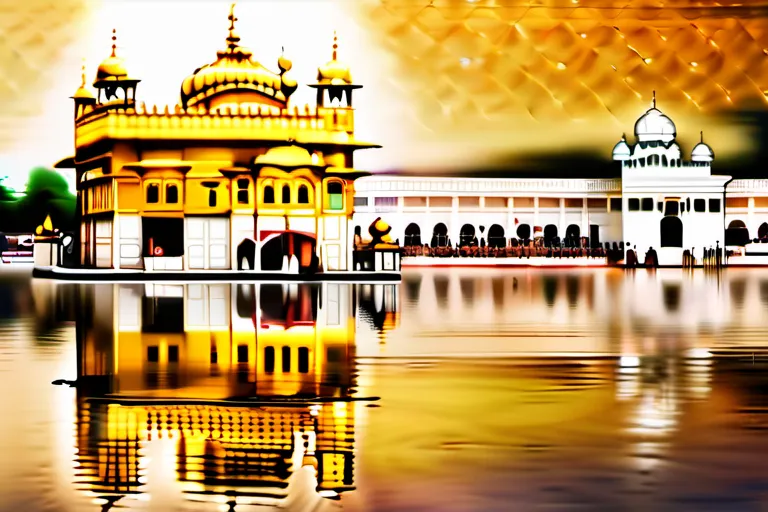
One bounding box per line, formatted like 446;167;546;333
352;97;768;266
613;97;729;265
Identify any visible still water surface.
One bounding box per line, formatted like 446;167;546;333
1;267;768;511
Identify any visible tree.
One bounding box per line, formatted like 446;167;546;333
0;168;76;233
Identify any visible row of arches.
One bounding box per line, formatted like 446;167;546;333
404;222;585;248
263;182;313;205
644;219;768;249
725;220;768;246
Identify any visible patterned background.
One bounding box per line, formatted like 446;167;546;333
1;0;768;185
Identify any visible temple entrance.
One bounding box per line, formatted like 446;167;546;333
237;239;256;270
260;232;318;273
142;217;184;258
660;217;683;247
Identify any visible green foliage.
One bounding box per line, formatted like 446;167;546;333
0;167;76;233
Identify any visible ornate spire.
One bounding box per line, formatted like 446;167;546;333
652;90;656;108
332;30;338;61
700;130;704;143
110;28;117;57
226;3;240;49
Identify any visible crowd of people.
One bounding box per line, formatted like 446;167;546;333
401;237;628;264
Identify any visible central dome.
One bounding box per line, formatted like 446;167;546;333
634;107;676;143
180;6;296;110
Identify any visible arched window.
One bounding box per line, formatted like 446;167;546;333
166;183;178;204
263;185;275;204
208;189;217;207
759;222;768;240
236;179;249;204
298;184;309;204
146;183;159;204
431;223;448;248
565;224;580;246
488;224;506;248
725;220;750;246
459;224;476;246
327;181;343;210
264;346;275;373
404;223;421;246
661;155;668;166
516;224;531;240
543;225;558;247
281;184;291;204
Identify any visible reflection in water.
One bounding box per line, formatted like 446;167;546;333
55;282;397;510
12;268;768;510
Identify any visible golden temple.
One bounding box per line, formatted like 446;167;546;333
55;4;381;275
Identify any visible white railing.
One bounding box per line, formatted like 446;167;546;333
355;176;621;194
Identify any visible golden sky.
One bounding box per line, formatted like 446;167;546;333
1;0;767;190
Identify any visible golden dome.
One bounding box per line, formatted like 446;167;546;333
180;5;296;109
317;32;353;85
254;145;326;169
95;29;129;83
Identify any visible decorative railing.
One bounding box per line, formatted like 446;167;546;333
355;177;622;194
75;102;354;134
727;179;768;193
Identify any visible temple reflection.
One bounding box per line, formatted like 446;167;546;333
67;282;383;510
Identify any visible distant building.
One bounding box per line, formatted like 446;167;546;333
614;94;729;265
54;6;384;275
353;96;768;265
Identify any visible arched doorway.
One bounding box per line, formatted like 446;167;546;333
459;224;476;246
543;225;558;247
487;224;506;248
565;224;580;246
725;220;750;246
660;217;683;247
516;224;531;240
237;239;256;270
431;223;448;248
260;232;318;273
759;222;768;240
404;223;421;247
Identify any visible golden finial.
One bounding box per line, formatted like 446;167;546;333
80;59;87;87
110;28;117;57
652;90;656;108
700;130;704;143
332;31;338;61
226;3;240;48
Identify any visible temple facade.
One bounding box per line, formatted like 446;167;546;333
353;98;768;265
55;6;381;275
